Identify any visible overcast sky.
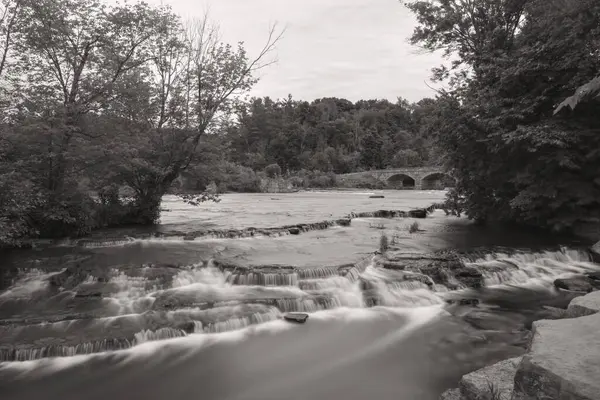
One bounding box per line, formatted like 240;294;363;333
147;0;443;102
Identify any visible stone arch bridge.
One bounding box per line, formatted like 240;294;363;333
337;167;454;190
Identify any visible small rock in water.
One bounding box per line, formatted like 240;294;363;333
288;228;301;235
283;312;309;323
369;195;385;198
554;276;600;293
336;218;351;226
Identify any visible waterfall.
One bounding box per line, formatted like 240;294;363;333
0;338;133;362
133;328;187;344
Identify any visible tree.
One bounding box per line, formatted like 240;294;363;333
406;0;600;232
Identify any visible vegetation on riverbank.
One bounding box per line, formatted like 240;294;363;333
0;0;281;247
405;0;600;235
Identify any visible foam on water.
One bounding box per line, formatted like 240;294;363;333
0;269;64;300
0;305;444;376
2;247;599;365
465;248;597;286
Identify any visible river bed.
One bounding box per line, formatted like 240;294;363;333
0;190;598;400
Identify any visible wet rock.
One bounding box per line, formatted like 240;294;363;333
49;263;110;290
74;290;102;298
183;234;196;241
524;306;569;330
513;314;600;400
381;261;406;270
553;275;600;293
586;271;600;281
454;266;484;289
566;290;600;317
446;298;479;307
336;218;351;226
369;195;385;199
408;208;427;219
348;210;407;218
288;228;300;235
459;357;521;400
590;241;600;263
461;309;527;331
439;388;462;400
175;321;197;334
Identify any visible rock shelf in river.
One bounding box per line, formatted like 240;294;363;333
59;207;432;248
441;279;600;400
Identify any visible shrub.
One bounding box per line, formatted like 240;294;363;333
379;233;389;253
264;163;282;178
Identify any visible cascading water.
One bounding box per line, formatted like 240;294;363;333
463;247;598;287
1;247;599;363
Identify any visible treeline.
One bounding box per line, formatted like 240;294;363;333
177;95;442;192
405;0;600;234
0;0;281;246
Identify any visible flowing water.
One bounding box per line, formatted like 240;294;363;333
0;191;598;400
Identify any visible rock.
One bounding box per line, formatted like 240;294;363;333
566;290;600;317
288;228;300;235
553;275;600;293
183;234;196;241
439;388;462;400
513;314;600;400
586;271;600;281
590;241;600;263
336;218;351;226
369;195;385;198
381;261;406;270
461;309;527;331
459;357;521;400
454;266;484;289
74;290;103;298
524;306;569;330
408;208;427;218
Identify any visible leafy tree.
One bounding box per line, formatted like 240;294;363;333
406;0;600;232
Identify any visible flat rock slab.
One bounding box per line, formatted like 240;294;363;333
513;313;600;400
567;291;600;318
459;357;521;400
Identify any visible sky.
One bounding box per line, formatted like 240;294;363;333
146;0;444;103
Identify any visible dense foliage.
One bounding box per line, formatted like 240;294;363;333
177;95;442;192
405;0;600;233
0;0;281;246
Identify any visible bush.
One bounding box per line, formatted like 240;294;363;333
264;163;282;178
379;233;389;253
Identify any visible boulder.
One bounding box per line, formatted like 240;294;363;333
459;357;521;400
553;275;600;293
566;290;600;317
513;314;600;400
288;228;300;235
439;388;462;400
524;306;569;330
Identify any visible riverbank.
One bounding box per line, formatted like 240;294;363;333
1;192;599;400
440;242;600;400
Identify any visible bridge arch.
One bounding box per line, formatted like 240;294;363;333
387;173;416;189
421;172;455;190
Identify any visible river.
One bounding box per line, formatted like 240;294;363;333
0;190;598;400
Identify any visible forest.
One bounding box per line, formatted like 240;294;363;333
179;96;442;193
1;0;599;247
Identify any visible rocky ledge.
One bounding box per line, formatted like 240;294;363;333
440;241;600;400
